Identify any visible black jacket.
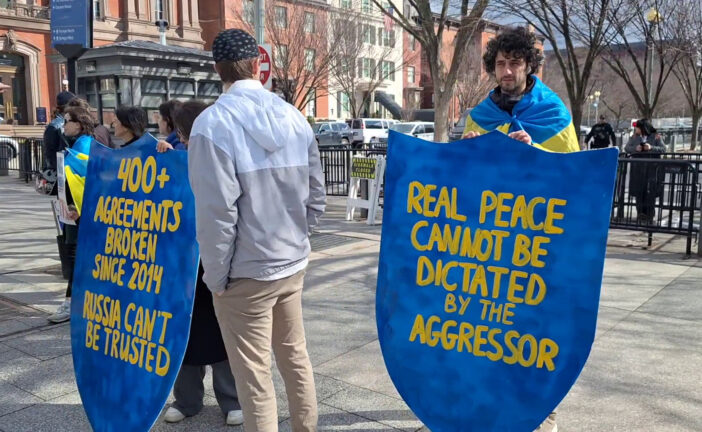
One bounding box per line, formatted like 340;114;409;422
42;116;68;171
586;123;616;149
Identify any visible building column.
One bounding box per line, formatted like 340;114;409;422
127;0;139;19
181;0;191;28
190;0;200;27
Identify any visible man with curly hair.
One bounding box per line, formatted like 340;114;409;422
463;26;579;154
463;26;573;432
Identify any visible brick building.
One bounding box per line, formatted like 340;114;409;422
0;0;204;130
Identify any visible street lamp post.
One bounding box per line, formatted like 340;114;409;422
587;95;593;126
594;90;601;122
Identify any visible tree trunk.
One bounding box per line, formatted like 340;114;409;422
691;113;700;151
434;90;451;142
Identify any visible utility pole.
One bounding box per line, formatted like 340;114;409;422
255;0;265;44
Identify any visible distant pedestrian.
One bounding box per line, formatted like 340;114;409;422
625;118;666;224
47;106;96;323
586;115;617;149
112;106;148;147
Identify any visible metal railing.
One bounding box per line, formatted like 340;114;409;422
611;157;700;255
320;146;701;255
0;137;44;183
319;145;386;197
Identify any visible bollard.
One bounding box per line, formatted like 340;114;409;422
19;141;33;183
0;145;10;176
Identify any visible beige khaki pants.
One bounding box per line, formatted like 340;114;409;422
213;270;317;432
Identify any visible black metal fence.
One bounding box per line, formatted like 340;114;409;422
0;137;44;183
612;156;700;255
320;146;702;255
319;145;386;197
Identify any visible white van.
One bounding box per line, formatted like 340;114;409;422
390;122;435;140
349;118;394;145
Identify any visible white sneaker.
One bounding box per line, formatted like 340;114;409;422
163;406;186;423
226;409;244;426
48;299;71;323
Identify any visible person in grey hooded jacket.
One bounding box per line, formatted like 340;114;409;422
187;29;325;432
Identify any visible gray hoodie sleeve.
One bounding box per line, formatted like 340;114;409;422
307;136;326;231
188;134;241;293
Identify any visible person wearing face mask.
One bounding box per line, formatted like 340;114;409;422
462;27;579;154
112;106;148;147
47;106;97;323
625;118;666;224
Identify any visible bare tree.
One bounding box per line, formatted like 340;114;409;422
327;7;408;119
373;0;490;141
455;63;493;113
234;0;339;111
492;0;617;132
601;0;683;119
669;0;702;150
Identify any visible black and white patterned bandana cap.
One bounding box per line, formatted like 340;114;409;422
212;29;259;63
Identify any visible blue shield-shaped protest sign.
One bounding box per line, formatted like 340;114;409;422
70;135;198;432
377;131;618;432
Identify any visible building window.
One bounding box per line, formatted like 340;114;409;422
197;81;222;104
362;0;370;13
409;34;416;51
407;66;415;83
275;6;288;28
274;45;288;68
244;0;255;24
360;58;371;78
304;12;315;33
170;80;196;101
381;29;395;47
141;78;167;124
93;0;102;18
381;61;395;81
363;25;376;44
154;0;165;21
340;0;352;9
305;49;315;72
339;92;350;113
306;89;316;117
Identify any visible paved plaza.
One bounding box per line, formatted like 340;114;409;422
0;175;701;431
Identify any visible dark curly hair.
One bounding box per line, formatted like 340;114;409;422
483;27;544;75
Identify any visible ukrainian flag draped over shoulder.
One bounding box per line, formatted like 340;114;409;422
64;135;94;215
463;76;579;153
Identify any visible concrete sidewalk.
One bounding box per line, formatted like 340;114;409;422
1;175;701;432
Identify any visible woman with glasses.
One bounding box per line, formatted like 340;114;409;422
47;106;97;323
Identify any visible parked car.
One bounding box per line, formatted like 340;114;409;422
449;109;472;142
390;122;435;141
312;121;353;147
349;118;395;145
